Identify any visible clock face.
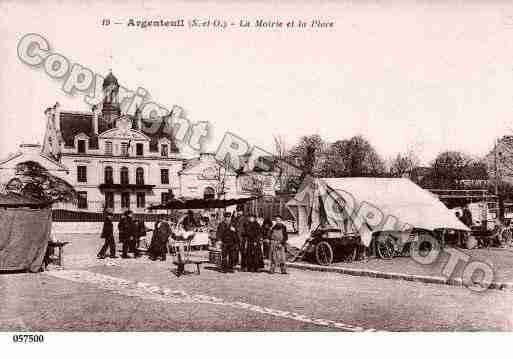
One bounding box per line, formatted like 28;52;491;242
199;167;217;180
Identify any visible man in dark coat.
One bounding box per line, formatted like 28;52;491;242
119;210;134;258
245;214;264;272
231;207;248;271
217;212;238;272
131;219;140;257
182;210;198;231
97;210;117;259
155;219;172;261
148;218;161;260
131;219;148;258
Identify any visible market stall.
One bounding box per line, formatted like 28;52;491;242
148;196;259;267
0;193;52;272
286;177;470;265
148;197;260;211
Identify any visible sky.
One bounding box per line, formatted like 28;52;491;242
2;0;513;165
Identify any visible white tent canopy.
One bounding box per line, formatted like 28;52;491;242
286;177;469;247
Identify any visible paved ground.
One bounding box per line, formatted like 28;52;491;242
1;233;513;331
320;247;513;284
67;232;513;284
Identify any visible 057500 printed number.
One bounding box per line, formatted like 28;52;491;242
12;334;44;343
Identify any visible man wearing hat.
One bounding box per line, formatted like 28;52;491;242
217;212;238;272
119;210;135;258
231;205;248;271
97;209;117;259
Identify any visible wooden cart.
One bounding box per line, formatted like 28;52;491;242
292;227;363;266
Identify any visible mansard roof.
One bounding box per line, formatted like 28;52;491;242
58;111;178;153
59;111;97;148
140;116;178;153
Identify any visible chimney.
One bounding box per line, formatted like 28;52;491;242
20;143;42;155
134;105;142;130
44;107;52;125
92;104;99;134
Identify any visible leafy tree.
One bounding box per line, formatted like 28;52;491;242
321;135;386;177
422;151;487;189
288;134;325;179
5;161;76;203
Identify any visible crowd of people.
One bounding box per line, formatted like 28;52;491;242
216;208;289;274
97;209;149;259
96;206;290;275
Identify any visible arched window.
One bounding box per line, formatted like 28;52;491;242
203;186;215;200
104;166;113;184
120;167;129;185
136;167;144;185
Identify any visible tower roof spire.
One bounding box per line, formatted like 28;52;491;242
103;70;119;90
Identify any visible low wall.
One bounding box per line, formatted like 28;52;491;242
52;221;156;234
51;221;210;247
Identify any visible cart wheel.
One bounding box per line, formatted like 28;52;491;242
341;244;357;262
377;237;395;260
315;241;334;266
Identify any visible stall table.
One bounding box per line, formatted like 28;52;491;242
45;241;70;267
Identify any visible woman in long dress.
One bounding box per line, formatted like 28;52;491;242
148;219;161;260
268;216;288;274
245;214;264;272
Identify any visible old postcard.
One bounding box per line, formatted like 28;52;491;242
1;0;512;354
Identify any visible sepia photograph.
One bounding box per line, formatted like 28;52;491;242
1;0;513;352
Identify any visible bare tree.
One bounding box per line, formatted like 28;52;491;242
273;135;287;159
389;150;420;178
213;157;231;199
272;134;289;192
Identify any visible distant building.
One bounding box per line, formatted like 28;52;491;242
0;144;69;184
179;153;239;199
485;136;513;186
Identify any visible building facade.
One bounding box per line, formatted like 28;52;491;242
0;72;277;213
38;72;188;212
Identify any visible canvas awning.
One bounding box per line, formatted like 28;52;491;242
286;177;470;247
147;196;259;210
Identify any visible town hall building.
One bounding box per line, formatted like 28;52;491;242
0;72;276;213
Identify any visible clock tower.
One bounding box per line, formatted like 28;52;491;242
99;71;121;134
